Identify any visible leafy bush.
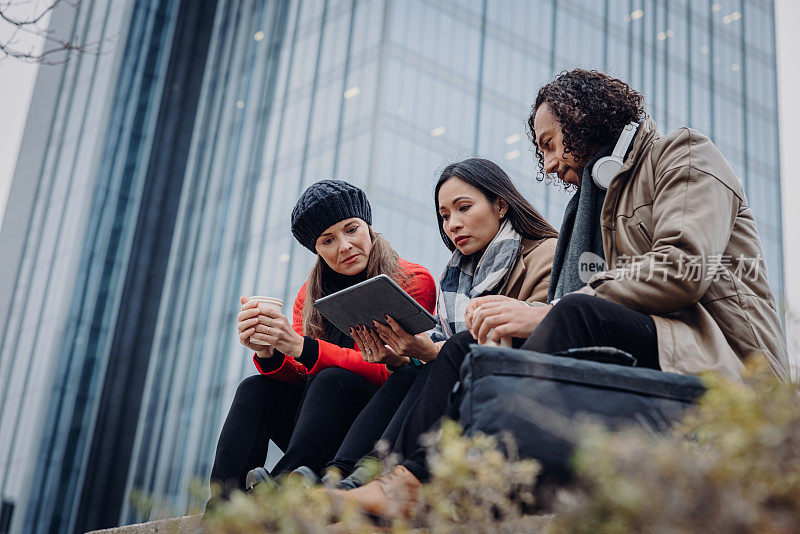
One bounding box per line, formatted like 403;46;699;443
420;419;541;532
201;420;542;533
552;359;800;533
201;358;799;533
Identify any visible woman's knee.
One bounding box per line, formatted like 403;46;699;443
312;367;361;389
385;364;418;386
235;374;270;400
233;374;294;406
447;329;477;352
430;330;475;373
308;368;373;401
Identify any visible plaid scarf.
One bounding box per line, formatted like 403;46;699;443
430;220;522;341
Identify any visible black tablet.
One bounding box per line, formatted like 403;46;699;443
312;274;437;338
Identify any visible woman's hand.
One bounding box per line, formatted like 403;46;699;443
465;295;552;344
242;297;305;359
372;315;440;363
237;296;275;358
350;325;411;367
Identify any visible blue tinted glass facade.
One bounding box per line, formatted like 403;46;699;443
0;1;783;532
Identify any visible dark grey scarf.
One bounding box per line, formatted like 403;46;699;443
547;146;612;302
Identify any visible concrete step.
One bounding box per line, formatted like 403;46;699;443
84;512;554;532
85;515;201;534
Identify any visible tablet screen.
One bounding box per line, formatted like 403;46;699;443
312;274;437;337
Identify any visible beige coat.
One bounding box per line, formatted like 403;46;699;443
577;118;789;380
499;237;557;304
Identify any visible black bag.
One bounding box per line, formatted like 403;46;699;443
454;344;705;485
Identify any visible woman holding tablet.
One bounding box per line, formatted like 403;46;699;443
207;180;436;502
264;158;558;490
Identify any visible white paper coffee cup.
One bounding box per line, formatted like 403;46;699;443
482;335;512;348
248;296;284;345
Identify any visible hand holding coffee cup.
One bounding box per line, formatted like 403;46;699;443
246;296;284;346
465;295;529;347
482;335;512;348
240;296;305;359
237;296;274;354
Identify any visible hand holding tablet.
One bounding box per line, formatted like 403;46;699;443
313;274;437;337
313;274;439;363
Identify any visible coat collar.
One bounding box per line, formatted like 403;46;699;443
618;117;660;176
600;118;660;233
595;118;660;265
502;237;546;292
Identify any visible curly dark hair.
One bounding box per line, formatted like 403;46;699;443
527;69;646;184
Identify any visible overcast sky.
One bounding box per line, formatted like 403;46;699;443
0;1;798;365
774;0;800;367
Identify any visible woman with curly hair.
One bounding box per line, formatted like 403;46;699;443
334;69;789;521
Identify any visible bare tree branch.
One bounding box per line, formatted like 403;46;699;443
0;0;102;64
0;0;65;27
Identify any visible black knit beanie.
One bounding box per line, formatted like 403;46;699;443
291;180;373;252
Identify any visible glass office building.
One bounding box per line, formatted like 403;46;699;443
0;0;783;532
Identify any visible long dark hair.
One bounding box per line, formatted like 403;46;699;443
434;158;558;251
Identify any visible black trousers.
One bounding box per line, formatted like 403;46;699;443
396;293;660;481
326;364;430;476
209;367;377;494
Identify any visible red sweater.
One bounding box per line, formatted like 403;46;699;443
252;259;436;386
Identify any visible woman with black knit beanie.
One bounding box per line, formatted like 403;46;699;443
246;158;558;496
206;180;436;504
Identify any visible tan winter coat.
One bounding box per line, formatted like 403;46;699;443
500;237;558;304
577;118;789;380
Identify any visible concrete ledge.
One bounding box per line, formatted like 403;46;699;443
84;512;553;532
85;515;201;534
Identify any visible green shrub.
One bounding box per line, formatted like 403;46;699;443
420;419;541;532
197;358;799;533
201;420;542;533
552;359;800;533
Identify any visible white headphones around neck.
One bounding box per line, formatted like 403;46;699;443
591;122;640;190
